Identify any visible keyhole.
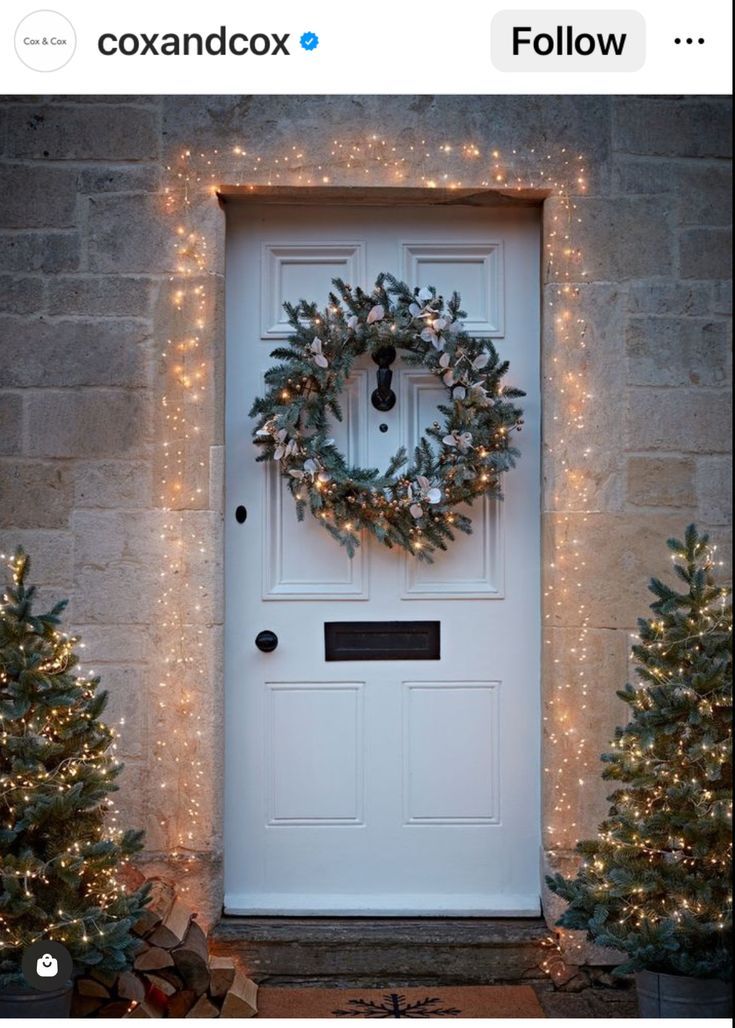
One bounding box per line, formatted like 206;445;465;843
379;423;389;433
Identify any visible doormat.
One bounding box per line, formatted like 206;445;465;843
256;985;545;1018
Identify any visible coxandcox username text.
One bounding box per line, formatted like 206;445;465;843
97;28;291;56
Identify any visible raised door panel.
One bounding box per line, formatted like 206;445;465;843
400;372;503;598
261;242;366;339
266;682;365;825
262;371;369;598
401;242;504;337
403;681;500;824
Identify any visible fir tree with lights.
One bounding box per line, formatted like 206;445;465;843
0;549;148;988
548;525;732;979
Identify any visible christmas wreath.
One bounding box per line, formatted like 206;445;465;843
250;274;525;561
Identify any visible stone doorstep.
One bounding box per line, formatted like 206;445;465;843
209;917;551;986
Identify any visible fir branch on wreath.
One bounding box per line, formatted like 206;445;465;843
250;273;525;562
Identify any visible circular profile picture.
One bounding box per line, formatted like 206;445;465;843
14;10;77;72
21;939;74;992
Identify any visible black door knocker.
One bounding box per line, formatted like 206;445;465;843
371;346;397;412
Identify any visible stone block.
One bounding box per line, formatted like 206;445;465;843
0;164;78;228
0;231;80;272
560;197;674;281
542;627;629;847
74;460;152;508
614;159;732;226
0;275;44;314
696;456;732;526
25;390;151;458
78;165;161;194
626;389;731;453
537;992;594;1018
73;624;151;666
46;275;154;317
72;510;222;624
0;529;72;585
542;283;626;512
625;317;729;387
586;992;638;1018
5;104;158;160
613;98;733;158
672;164;733;227
209;445;224;511
147;618;224;853
88;195;174;273
626;281;712;317
0;393;22;454
612;156;673;195
98;665;146;758
72;564;154;625
679;228;733;280
543;511;704;629
111;762;148;833
711;281;732;316
162;94;613;192
0;317;149;388
626;457;696;509
0;459;73;528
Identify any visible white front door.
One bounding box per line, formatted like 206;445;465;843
224;201;541;915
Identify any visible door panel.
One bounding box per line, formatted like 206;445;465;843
225;202;541;915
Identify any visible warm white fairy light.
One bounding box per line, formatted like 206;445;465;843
157;138;593;898
0;551;140;955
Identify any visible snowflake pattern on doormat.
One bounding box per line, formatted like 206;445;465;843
333;993;461;1017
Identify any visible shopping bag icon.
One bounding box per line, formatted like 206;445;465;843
36;953;58;977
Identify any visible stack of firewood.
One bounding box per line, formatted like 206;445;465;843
71;878;258;1019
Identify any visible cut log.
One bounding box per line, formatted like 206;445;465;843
146;967;184;991
186;994;219;1018
173;920;210;996
119;864;147;891
220;973;258;1018
145;973;177;998
76;977;111;998
148;897;193;949
134;946;174;971
90;966;119;987
124;999;162;1018
133;908;163;938
99;1000;136;1018
147;877;176;918
71;995;106;1017
117;970;146;1004
208;955;236;999
133;878;176;937
166;989;198;1018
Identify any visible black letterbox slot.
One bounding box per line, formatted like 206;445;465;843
324;621;440;661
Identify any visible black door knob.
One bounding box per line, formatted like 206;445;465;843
255;630;278;652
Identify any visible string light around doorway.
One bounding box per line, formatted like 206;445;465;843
156;137;594;888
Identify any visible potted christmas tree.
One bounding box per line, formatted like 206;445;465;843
0;549;148;1017
548;525;732;1017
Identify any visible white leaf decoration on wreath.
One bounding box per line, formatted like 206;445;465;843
366;304;385;324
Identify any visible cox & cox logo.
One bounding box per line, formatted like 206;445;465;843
15;9;76;71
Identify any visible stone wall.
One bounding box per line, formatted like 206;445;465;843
0;96;731;927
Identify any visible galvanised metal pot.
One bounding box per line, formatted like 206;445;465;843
0;982;73;1019
636;970;732;1018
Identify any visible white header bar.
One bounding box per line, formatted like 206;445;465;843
1;0;732;94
